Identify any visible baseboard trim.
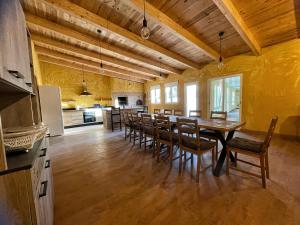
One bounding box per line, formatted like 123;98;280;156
64;122;103;129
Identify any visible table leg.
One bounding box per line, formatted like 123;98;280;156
213;130;236;176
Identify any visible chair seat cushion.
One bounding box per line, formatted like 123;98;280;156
143;126;156;136
227;137;263;153
181;136;215;151
199;129;218;138
159;130;179;143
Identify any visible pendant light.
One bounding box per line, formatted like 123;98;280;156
218;31;225;71
80;65;92;96
159;57;163;77
140;0;150;39
97;29;105;74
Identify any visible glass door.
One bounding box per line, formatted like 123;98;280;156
184;82;199;116
209;75;241;121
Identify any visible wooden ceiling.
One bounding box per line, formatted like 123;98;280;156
21;0;299;83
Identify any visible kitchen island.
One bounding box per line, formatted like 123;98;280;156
102;107;143;129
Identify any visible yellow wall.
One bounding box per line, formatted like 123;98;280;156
110;77;144;93
40;62;144;108
40;62;112;108
145;39;300;137
31;42;43;86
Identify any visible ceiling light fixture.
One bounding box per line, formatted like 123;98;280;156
140;0;150;39
159;57;162;77
218;31;225;71
97;29;105;74
80;65;92;96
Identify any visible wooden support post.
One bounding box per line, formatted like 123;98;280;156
0;115;8;171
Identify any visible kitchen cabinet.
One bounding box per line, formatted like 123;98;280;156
0;139;54;225
0;0;32;92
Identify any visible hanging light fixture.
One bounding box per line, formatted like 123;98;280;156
159;57;163;77
218;31;225;71
80;65;92;96
97;29;105;74
140;0;150;39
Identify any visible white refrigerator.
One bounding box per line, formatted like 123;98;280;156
39;86;64;136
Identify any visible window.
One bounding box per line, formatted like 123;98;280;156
209;75;241;121
150;85;160;104
165;82;178;103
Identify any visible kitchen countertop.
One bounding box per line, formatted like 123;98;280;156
0;139;44;176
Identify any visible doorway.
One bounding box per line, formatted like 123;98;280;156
184;82;199;116
208;75;242;121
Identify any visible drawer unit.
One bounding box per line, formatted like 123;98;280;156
0;139;54;225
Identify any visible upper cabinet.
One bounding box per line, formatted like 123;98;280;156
0;0;32;92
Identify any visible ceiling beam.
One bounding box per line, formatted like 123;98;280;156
130;0;219;61
212;0;261;55
26;13;182;75
31;34;159;79
38;55;145;83
42;0;201;69
34;46;154;81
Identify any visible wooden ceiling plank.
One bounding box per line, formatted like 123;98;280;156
130;0;219;61
212;0;261;55
26;13;182;75
31;34;160;79
34;45;154;81
38;55;145;83
42;0;201;69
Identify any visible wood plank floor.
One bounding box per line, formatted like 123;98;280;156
49;126;300;225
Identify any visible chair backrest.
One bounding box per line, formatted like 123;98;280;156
210;111;227;120
263;116;278;150
163;109;173;115
130;112;140;125
154;115;171;130
122;111;129;123
189;110;201;118
154;108;161;114
155;115;172;140
176;117;198;137
111;107;121;115
176;118;200;148
174;109;184;116
141;113;152;125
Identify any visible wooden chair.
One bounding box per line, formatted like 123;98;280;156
177;118;216;182
163;109;173;115
189;110;201;118
122;111;132;141
174;109;184;116
154;109;161;114
226;116;278;188
130;112;142;147
211;111;227;120
199;111;228;160
141;113;156;152
110;107;122;132
155;115;179;166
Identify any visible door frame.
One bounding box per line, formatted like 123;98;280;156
207;74;243;121
184;81;200;117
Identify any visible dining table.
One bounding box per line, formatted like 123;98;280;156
151;114;246;176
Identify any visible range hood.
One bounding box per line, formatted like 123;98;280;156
80;80;92;96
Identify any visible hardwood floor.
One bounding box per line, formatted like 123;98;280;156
49;126;300;225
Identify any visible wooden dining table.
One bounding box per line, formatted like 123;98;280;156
151;114;246;176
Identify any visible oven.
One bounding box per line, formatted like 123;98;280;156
83;111;96;123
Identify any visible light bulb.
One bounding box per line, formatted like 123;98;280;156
218;56;225;71
141;18;150;39
99;63;105;74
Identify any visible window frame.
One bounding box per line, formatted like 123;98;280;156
150;85;161;104
164;81;178;104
